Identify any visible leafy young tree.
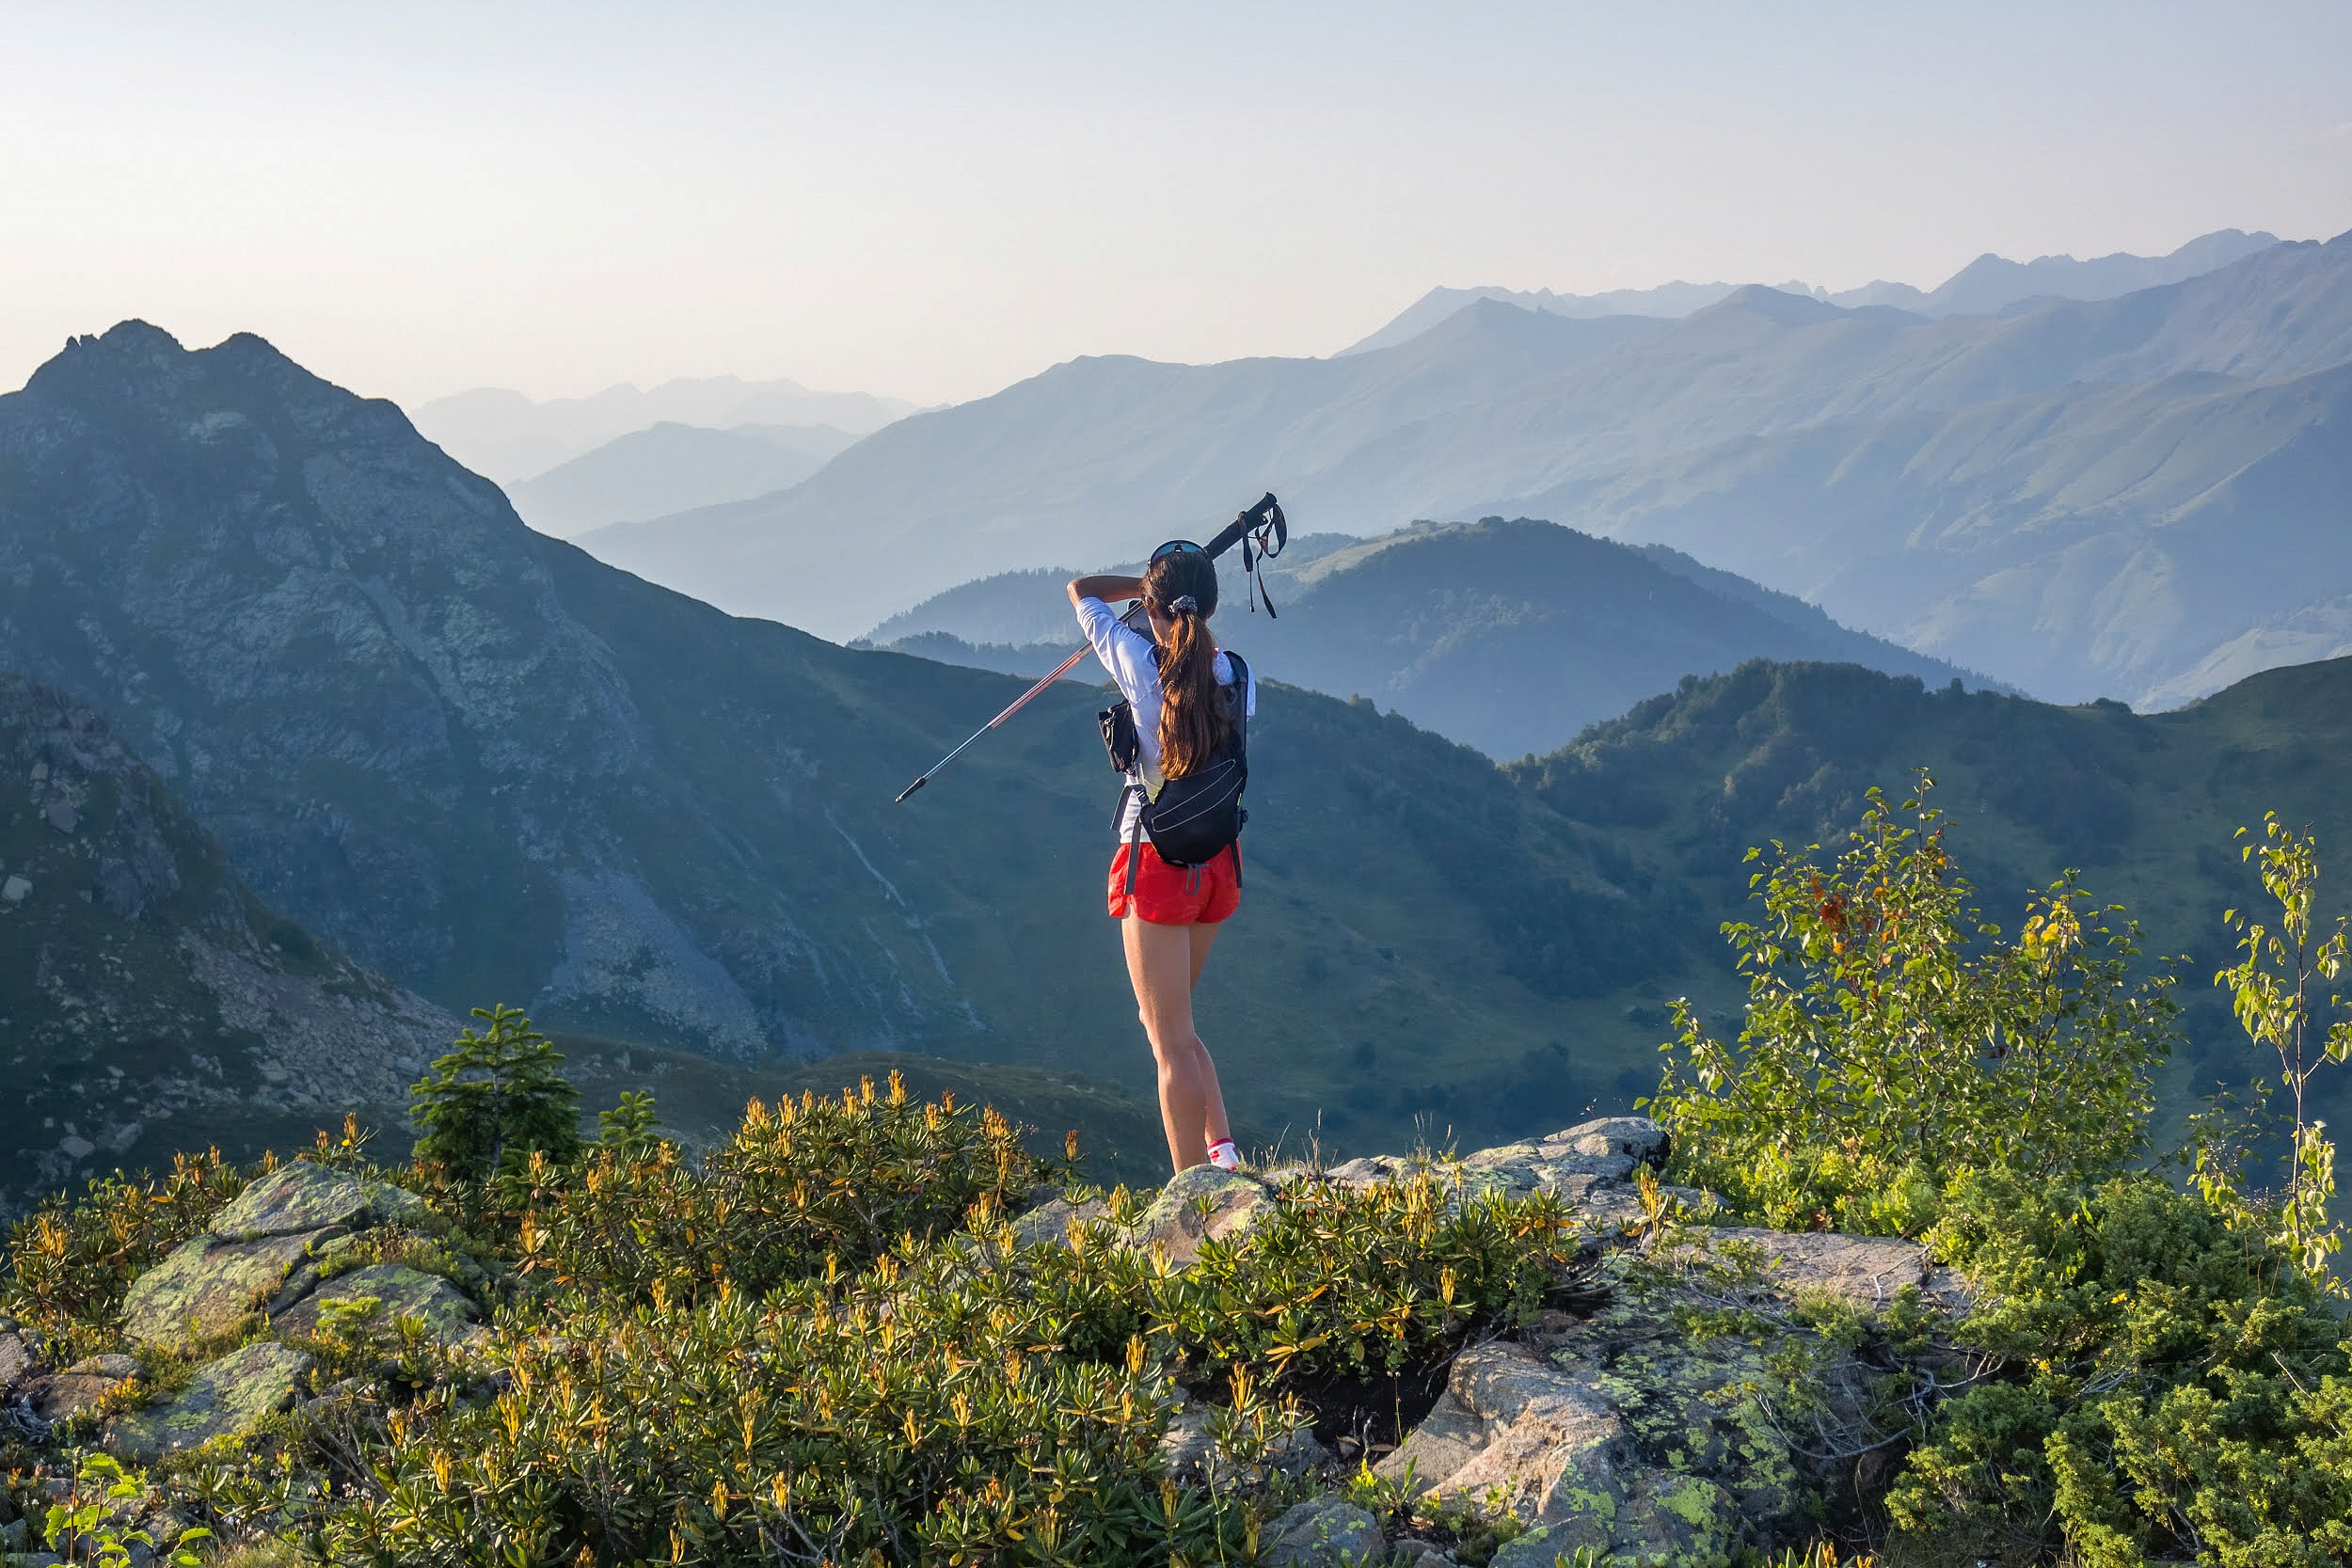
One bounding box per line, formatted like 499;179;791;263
1654;777;2179;1232
595;1088;663;1158
2208;814;2352;1284
410;1004;581;1183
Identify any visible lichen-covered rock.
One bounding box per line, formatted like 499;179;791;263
1379;1340;1635;1525
1130;1165;1266;1266
1677;1227;1950;1312
1261;1497;1385;1567
1454;1117;1669;1206
1010;1192;1109;1249
270;1264;481;1345
105;1340;310;1461
120;1227;345;1350
1489;1474;1739;1568
206;1162;421;1242
1575;1338;1798;1534
0;1331;32;1391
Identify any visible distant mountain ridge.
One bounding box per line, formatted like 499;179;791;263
870;517;1994;757
410;374;913;483
581;230;2352;709
0;323;1696;1151
505;421;863;537
1341;229;2280;353
17;322;2352;1174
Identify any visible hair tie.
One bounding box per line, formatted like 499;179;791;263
1169;594;1199;615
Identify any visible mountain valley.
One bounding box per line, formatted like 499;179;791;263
866;517;1993;758
582;230;2352;711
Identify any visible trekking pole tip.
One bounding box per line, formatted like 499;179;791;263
895;775;928;803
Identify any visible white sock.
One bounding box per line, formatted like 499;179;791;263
1207;1138;1241;1172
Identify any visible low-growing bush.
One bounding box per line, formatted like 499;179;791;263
326;1162;1582;1565
1893;1170;2351;1565
329;1270;1251;1566
1653;777;2179;1234
2;1148;247;1359
522;1072;1052;1301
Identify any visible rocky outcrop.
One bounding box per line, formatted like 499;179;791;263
0;673;453;1209
1103;1116;1971;1567
105;1340;312;1462
123;1227;349;1351
121;1163;444;1352
8;1162;484;1471
1127;1164;1269;1265
270;1264;479;1344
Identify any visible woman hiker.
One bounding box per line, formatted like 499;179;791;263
1069;541;1256;1175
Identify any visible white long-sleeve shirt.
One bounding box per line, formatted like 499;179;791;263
1075;595;1258;842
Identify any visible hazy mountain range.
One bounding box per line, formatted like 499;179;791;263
8;323;2352;1185
1341;228;2280;354
581;230;2352;707
0;324;1677;1162
866;517;1994;758
504;420;863;537
410;373;913;483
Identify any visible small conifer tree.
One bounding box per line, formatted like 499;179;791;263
409;1004;581;1182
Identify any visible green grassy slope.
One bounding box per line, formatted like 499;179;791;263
1514;657;2352;1128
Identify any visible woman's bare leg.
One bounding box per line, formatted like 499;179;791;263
1188;922;1232;1148
1125;914;1224;1171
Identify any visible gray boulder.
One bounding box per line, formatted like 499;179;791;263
1010;1191;1109;1249
271;1264;482;1346
1379;1340;1634;1524
1379;1338;1749;1565
1129;1165;1267;1266
1260;1497;1385;1567
105;1340;311;1461
1674;1226;1970;1314
120;1227;345;1350
24;1367;129;1425
208;1161;422;1242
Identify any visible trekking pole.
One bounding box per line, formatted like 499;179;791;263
894;493;1282;803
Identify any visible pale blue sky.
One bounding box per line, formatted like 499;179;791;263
5;2;2348;406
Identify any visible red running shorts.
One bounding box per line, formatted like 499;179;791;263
1107;843;1241;925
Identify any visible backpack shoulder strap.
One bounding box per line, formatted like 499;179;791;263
1222;651;1249;756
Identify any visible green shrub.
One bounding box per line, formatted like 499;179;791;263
36;1450;212;1568
1;1148;246;1358
2202;813;2352;1282
1653;777;2178;1233
329;1258;1255;1566
523;1071;1050;1301
1890;1171;2350;1564
1111;1170;1576;1383
314;1096;1583;1566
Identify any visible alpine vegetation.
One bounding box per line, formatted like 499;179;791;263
5;789;2348;1566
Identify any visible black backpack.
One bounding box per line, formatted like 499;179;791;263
1099;652;1249;891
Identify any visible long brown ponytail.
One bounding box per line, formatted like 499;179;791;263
1145;547;1233;777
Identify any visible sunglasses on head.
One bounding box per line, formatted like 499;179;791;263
1150;539;1206;563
